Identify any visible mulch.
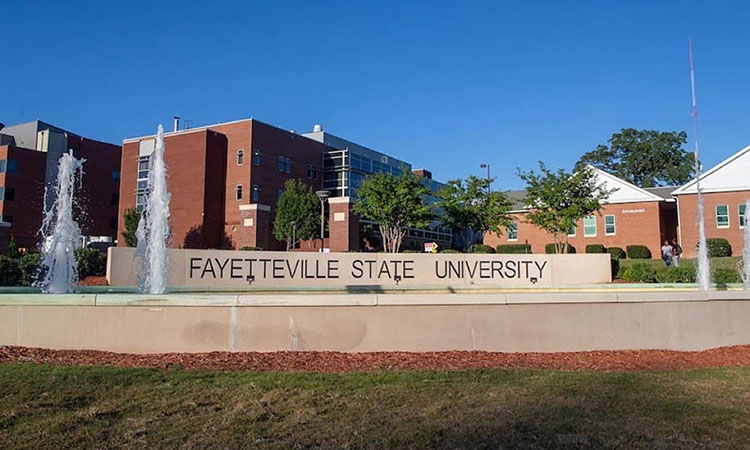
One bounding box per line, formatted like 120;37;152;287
1;345;749;373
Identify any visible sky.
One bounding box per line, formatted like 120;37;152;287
2;0;748;189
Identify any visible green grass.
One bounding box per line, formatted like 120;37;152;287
1;364;749;449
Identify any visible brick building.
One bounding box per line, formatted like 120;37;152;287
0;120;121;250
484;167;678;256
672;145;750;258
119;119;450;252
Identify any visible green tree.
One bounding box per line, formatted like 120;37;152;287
121;208;140;247
577;128;693;187
353;171;433;253
518;163;611;254
436;176;511;251
273;179;319;250
6;235;18;259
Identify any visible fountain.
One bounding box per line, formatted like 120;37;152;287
39;151;86;294
689;39;710;290
135;124;171;294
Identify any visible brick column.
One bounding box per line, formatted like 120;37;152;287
328;197;359;252
237;204;271;250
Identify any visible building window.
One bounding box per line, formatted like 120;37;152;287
507;222;518;241
5;188;14;202
584;216;596;237
567;225;576;237
252;149;261;166
740;204;747;229
252;184;259;202
111;193;118;206
110;217;117;230
0;159;17;174
1;215;13;225
285;157;291;174
235;184;243;201
604;215;615;235
307;164;313;179
136;156;150;212
278;188;284;200
716;205;729;228
112;170;120;181
236;149;244;166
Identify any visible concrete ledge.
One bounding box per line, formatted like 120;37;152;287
376;293;507;306
0;294;96;306
238;294;377;307
95;294;239;307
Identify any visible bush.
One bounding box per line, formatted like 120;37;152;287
75;248;107;279
607;247;626;260
621;262;658;283
712;266;740;285
0;256;22;286
18;252;42;286
440;249;460;254
544;243;576;254
585;244;606;254
495;244;531;254
401;249;421;253
239;246;262;251
626;245;651;259
704;238;732;257
657;265;696;283
468;244;495;254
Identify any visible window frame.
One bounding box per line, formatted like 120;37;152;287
252;149;261;166
716;205;730;229
236;148;244;166
284;157;291;174
507;222;518;241
235;184;243;201
583;215;597;237
252;184;259;202
604;215;616;236
278;156;285;172
739;204;746;229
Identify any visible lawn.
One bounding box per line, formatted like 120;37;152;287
1;364;749;449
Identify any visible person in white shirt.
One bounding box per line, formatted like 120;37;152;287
661;241;673;267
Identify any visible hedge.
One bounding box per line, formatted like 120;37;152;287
621;262;658;282
495;244;531;254
440;249;460;254
468;244;495;253
545;243;576;254
239;246;263;251
607;247;626;260
626;245;651;259
704;238;732;257
585;244;606;254
74;248;107;278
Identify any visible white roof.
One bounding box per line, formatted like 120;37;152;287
590;167;666;204
672;145;750;195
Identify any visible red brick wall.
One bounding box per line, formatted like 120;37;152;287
677;191;750;258
68;136;121;239
485;201;668;257
116;140;138;246
328;199;359;252
0;145;47;249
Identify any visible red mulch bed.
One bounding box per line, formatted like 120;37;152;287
1;345;749;373
78;276;108;286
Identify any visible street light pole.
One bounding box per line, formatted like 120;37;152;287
480;163;491;192
315;190;330;251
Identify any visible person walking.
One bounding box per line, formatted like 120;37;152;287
672;238;682;268
661;240;673;267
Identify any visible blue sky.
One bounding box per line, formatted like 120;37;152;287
2;1;748;188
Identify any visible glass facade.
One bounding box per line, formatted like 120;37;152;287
323;148;410;198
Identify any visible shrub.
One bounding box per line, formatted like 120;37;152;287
401;249;421;253
585;244;606;254
621;262;658;283
712;266;740;285
75;248;107;278
0;256;22;286
468;244;495;254
704;238;732;257
495;244;531;254
626;245;651;259
239;246;262;251
607;247;626;260
18;252;42;286
657;265;696;283
440;249;460;254
7;235;19;259
544;243;576;254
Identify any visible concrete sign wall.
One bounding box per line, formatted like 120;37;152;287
107;248;611;287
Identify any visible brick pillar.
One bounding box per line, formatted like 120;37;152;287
238;204;271;250
328;197;359;252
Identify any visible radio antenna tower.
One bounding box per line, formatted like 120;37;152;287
689;38;711;290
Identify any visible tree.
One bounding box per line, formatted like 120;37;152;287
518;163;612;254
6;235;18;258
436;176;511;251
273;179;319;250
121;208;140;247
353;171;433;253
577;128;693;187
